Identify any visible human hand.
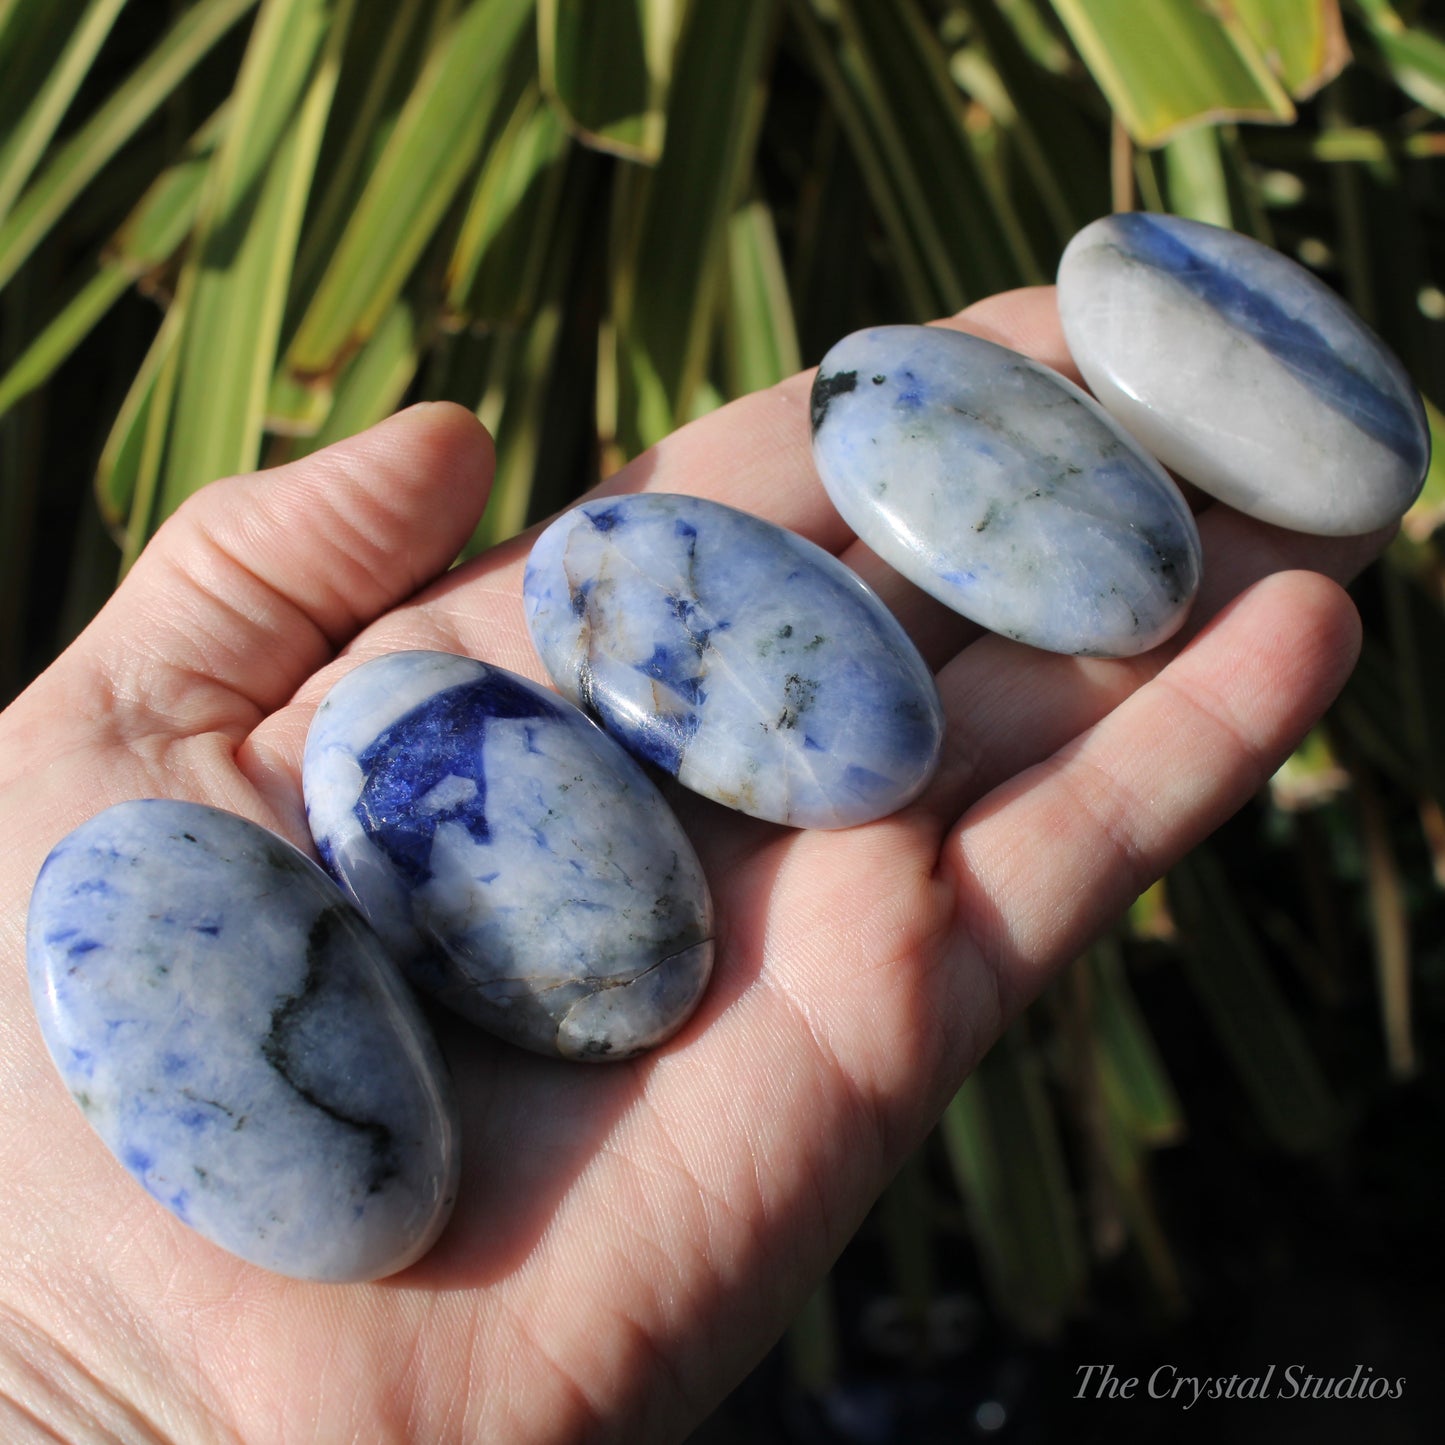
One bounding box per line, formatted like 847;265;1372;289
0;289;1376;1442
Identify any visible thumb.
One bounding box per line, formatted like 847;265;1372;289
69;403;492;737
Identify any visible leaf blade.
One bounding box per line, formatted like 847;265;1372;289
0;0;129;224
1231;0;1349;99
612;0;776;449
0;0;259;293
1048;0;1295;146
159;0;353;515
538;0;688;162
282;0;535;378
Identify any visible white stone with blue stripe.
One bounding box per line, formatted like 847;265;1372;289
524;494;945;829
1058;212;1430;536
26;799;459;1282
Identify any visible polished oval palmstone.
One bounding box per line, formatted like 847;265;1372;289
810;325;1202;657
1058;212;1430;536
524;493;944;828
26;800;459;1282
304;650;714;1061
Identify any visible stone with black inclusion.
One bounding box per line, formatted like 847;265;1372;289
26;799;458;1281
809;324;1203;658
523;492;945;827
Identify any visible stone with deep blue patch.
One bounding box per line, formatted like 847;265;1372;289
523;493;945;828
304;651;713;1060
26;800;459;1282
810;325;1202;657
1058;212;1430;535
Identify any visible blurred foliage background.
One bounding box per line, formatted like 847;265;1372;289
3;0;1445;1438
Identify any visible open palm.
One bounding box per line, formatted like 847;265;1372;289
0;290;1374;1443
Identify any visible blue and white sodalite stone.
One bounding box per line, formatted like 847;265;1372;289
26;800;458;1282
304;651;714;1061
524;494;945;828
809;325;1202;657
1058;212;1430;536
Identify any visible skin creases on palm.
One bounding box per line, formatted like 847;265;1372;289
0;290;1372;1442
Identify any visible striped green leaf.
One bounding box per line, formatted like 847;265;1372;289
0;268;127;420
1346;746;1416;1079
1096;1083;1185;1312
0;0;128;224
157;0;352;517
282;0;534;379
1048;0;1295;146
1163;125;1234;227
114;106;229;261
611;0;775;451
0;1;89;137
1233;0;1349;98
469;323;563;548
0;0;258;293
1354;0;1445;117
95;310;178;530
721;197;800;397
951;0;1104;251
0;257;47;694
446;80;571;326
1091;943;1185;1146
110;304;185;563
0;2;21;57
1168;845;1338;1153
0;107;225;420
464;151;591;553
941;1029;1086;1337
265;367;336;438
788;1;933;320
791;0;1035;323
538;0;689;162
988;0;1075;75
787;113;872;364
291;0;440;301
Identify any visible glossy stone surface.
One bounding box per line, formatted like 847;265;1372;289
1058;212;1430;536
304;651;713;1060
525;494;945;828
810;325;1202;657
26;800;458;1282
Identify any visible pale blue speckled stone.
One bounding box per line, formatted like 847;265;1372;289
304;651;713;1061
1058;213;1430;535
524;494;945;829
26;800;458;1282
810;325;1202;657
